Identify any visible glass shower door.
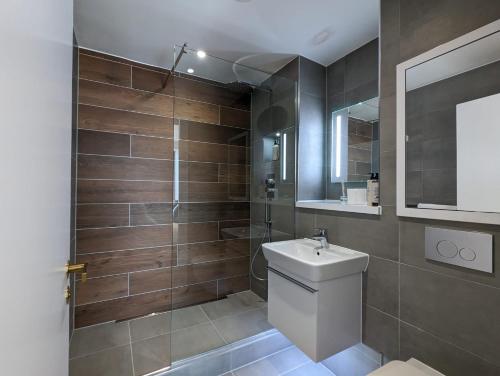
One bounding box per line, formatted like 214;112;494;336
168;46;283;365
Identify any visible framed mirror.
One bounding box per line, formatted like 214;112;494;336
396;19;500;224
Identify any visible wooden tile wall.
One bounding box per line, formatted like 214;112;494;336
75;49;251;328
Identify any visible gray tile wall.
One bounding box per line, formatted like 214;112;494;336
300;1;500;375
297;57;327;200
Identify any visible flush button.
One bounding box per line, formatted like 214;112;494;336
459;247;476;261
436;240;458;258
425;227;492;273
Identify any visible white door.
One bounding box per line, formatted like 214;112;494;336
0;1;74;375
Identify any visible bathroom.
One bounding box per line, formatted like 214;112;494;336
2;1;500;375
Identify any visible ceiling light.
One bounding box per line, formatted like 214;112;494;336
187;68;194;74
276;132;281;137
197;50;206;59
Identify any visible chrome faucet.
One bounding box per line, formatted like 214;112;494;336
308;228;329;249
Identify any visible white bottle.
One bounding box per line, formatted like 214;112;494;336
272;139;280;161
367;173;379;206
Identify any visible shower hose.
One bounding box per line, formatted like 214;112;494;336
250;195;272;282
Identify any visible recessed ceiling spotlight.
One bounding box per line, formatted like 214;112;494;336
187;68;194;74
276;132;281;137
196;50;206;59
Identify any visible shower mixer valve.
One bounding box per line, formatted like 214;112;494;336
265;177;276;200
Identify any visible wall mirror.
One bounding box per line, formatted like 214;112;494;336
327;98;380;196
297;97;382;215
397;19;500;224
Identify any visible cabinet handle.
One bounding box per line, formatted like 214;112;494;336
267;266;318;293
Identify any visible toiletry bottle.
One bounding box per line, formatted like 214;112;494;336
369;173;379;206
272;139;280;161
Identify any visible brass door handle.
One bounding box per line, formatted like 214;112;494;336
66;262;88;282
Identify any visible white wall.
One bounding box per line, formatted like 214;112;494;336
0;1;74;375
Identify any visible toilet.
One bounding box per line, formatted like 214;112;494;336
368;358;445;376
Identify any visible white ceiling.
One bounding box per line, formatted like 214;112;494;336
75;0;379;79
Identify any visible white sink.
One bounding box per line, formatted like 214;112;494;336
263;238;369;282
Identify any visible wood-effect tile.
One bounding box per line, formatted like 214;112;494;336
76;275;129;305
77;225;172;253
78;129;130;156
77;179;172;203
79;80;173;117
76;204;130;229
79;54;131;87
77;246;175;278
78;104;173;137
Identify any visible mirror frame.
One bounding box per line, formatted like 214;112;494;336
396;19;500;225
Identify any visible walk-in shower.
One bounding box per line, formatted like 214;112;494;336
69;45;297;376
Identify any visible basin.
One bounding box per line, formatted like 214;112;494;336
263;239;369;361
262;238;369;282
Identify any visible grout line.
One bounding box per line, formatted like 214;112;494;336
128;322;136;376
78;102;251;132
80;77;174;99
231;345;296;374
77;237;249;256
399;262;500;292
75;273;251;307
77;177;250;183
398;219;401;361
77;200;250;205
200;305;228;345
71;45;81;343
78;102;171;119
278;360;313;375
127;272;130;296
78;126;173;140
80;77;252;113
399;319;500;368
79;49;260;95
129;65;133;88
76;218;249;231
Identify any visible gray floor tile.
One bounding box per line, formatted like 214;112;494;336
171;322;226;361
213;308;272;344
132;334;171;376
202;292;267;320
283;362;335;376
70;321;130;359
322;344;379;376
172;305;210;331
234;347;310;376
230;331;292;370
234;291;267;309
130;306;211;342
130;312;171;342
69;344;133;376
